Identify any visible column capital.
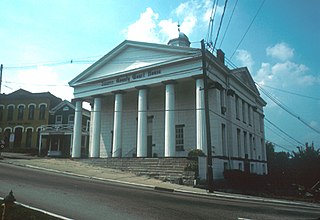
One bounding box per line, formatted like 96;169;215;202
162;80;177;85
72;98;83;103
192;75;205;80
112;90;126;95
135;85;148;90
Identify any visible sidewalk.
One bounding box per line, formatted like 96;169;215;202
1;152;320;209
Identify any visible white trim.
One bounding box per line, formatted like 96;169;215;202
4;127;12;132
25;127;34;132
7;104;15;109
14;125;24;132
28;103;36;108
17;104;26;108
38;103;48;108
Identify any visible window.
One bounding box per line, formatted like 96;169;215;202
237;128;241;157
249;134;253;159
68;115;74;124
261;138;265;160
28;105;35;120
7;106;14;121
248;105;252;126
39;104;46;120
0;106;3;121
238;163;242;171
220;90;226;115
235;96;240;120
260;114;264;132
18;105;24;120
223;162;228;171
25;128;32;148
175;124;184;151
55;115;62;124
242;101;246;123
243;131;248;156
221;124;226;156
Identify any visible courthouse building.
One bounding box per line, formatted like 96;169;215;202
69;33;267;179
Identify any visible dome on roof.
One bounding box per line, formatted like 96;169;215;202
167;31;191;47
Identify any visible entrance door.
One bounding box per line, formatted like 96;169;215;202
147;116;153;157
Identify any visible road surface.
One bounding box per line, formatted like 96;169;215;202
0;163;319;220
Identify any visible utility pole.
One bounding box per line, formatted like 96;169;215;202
201;39;214;192
0;64;3;94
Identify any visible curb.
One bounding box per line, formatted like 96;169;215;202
1;159;320;210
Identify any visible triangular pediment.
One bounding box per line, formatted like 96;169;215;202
69;40;201;86
232;67;260;95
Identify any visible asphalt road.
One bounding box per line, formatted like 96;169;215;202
0;163;319;220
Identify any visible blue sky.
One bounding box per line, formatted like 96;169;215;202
1;0;319;152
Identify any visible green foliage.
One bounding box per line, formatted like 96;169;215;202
267;142;320;188
188;149;205;158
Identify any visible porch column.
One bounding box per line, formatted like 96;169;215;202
136;87;148;157
164;81;176;157
112;92;123;157
196;78;207;154
72;100;82;158
90;97;101;158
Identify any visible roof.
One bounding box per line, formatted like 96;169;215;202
68;40;201;87
49;100;90;117
0;89;62;102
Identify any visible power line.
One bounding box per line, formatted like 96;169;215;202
230;0;266;60
257;84;320;135
258;83;320;101
213;0;229;50
219;0;238;48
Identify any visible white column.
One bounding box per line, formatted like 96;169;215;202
112;92;123;157
90;97;101;158
137;88;147;157
196;78;207;154
164;82;175;157
72;100;82;158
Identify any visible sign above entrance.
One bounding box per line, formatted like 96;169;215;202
101;69;161;87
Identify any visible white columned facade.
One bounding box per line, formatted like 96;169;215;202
72;100;82;158
195;78;207;154
136;87;148;157
112;92;123;157
164;81;175;157
90;97;101;158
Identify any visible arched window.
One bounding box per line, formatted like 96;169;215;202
28;105;35;120
39;104;46;120
18;105;24;120
25;128;33;148
7;106;14;121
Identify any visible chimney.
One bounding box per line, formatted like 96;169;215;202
217;49;225;65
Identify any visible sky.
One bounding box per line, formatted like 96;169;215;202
0;0;319;152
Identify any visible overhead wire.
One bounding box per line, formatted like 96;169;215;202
219;0;238;48
230;0;266;60
212;0;229;50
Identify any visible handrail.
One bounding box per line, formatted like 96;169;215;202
124;147;136;157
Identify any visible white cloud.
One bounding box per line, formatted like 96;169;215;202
235;49;254;72
3;66;74;101
123;1;224;44
266;42;294;61
123;7;160;43
254;60;318;88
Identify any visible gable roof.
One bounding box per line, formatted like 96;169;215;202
231;67;260;96
69;40;201;87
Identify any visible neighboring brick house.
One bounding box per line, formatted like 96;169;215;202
0;89;61;151
38;100;90;157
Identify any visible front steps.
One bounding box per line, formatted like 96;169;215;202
80;157;197;186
